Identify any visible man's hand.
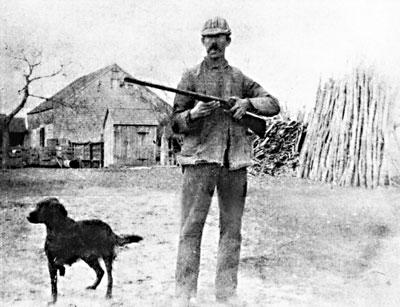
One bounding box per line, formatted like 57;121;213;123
229;97;251;120
189;101;220;120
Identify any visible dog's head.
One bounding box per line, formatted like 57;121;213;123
27;198;68;226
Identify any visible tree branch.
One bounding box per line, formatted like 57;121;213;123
30;66;63;82
17;85;27;95
4;46;65;127
29;94;50;100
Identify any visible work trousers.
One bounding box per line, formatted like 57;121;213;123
175;164;247;300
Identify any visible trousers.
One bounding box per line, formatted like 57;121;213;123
175;164;247;299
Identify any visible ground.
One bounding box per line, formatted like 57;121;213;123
0;167;399;307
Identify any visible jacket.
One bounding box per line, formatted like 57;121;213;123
172;57;280;170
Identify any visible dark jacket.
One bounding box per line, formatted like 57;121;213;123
172;58;280;170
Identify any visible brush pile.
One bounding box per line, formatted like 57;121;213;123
250;118;307;176
297;68;395;188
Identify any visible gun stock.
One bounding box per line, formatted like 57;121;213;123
123;76;266;137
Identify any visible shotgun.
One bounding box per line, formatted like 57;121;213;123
123;76;267;138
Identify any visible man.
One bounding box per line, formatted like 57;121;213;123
172;17;280;306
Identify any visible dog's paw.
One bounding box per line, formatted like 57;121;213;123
58;266;65;276
86;285;97;290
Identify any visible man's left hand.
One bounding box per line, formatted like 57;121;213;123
228;97;251;120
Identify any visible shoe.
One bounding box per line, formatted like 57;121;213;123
215;295;247;306
174;296;197;307
174;296;190;307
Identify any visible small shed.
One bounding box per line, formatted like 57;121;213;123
0;114;28;147
103;108;158;167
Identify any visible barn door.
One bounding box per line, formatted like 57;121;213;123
113;125;155;166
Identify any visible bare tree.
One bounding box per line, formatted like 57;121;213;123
1;46;63;169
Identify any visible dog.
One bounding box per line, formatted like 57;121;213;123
27;197;143;304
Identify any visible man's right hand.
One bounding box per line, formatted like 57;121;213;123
189;101;220;120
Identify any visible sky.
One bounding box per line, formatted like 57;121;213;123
1;0;400;118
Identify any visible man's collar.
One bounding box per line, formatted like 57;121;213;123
203;57;229;70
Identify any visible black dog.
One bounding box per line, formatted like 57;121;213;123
27;197;143;304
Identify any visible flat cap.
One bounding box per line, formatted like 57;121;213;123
201;17;231;36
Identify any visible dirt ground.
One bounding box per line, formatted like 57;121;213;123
1;167;400;307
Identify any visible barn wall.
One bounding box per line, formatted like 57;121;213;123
52;69;156;143
103;116;114;167
29;123;54;148
27;109;53;130
113;125;157;166
52;87;107;143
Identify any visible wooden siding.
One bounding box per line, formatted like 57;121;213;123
113;125;156;166
50;68;163;143
103;114;114;166
27;109;54;130
29;123;54;148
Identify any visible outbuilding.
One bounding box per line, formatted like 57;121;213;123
26;63;173;167
103;108;158;167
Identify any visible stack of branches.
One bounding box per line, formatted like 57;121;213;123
298;67;396;188
250;118;307;176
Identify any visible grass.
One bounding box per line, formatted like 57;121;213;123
241;175;399;301
0;167;399;306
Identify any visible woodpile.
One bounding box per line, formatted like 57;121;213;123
38;146;57;165
250;118;307;176
297;68;396;188
71;142;103;168
0;146;28;168
27;148;39;166
0;137;104;168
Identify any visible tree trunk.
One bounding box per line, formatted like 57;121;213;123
2;127;10;170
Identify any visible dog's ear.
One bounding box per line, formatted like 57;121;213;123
45;197;61;205
38;198;68;227
46;198;67;217
57;203;68;217
38;197;60;208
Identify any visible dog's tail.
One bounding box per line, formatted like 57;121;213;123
116;234;143;246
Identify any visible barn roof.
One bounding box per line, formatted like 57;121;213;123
28;64;115;115
104;108;159;127
0;114;27;133
27;63;172;117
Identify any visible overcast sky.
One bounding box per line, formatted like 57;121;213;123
1;0;399;117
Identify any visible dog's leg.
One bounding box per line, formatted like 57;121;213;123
104;256;113;299
83;257;104;290
57;265;65;276
48;262;58;304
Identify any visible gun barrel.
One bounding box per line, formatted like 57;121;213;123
124;77;226;103
123;76;266;137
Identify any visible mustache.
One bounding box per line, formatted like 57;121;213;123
207;43;221;52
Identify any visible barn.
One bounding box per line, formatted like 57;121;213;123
103;108;158;167
27;63;172;166
0;115;28;147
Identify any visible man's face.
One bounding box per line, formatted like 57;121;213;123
202;34;230;60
